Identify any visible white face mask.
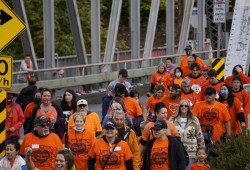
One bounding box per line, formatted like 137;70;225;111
175;72;181;77
74;127;84;132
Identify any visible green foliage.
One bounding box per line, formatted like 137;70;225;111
210;129;250;170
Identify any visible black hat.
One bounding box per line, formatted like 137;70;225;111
204;87;216;94
151;120;168;131
114;83;127;94
118;69;128;77
104;120;117;129
169;84;181;91
184;45;192;51
34;116;49;125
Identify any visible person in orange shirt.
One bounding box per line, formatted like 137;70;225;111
200;69;224;101
139;102;178;154
149;62;171;95
142;120;187;170
63;112;95;170
23;89;42;133
190;147;210;170
193;87;231;142
201;64;209;79
182;55;197;78
180;45;203;68
88;120;133;170
162;84;183;119
231;76;250;127
170;67;183;86
144;85;165;121
224;65;250;86
181;77;201;108
20;116;63;170
218;84;246;135
186;63;207;89
68;99;102;137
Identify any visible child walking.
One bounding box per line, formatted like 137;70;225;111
190;147;210;170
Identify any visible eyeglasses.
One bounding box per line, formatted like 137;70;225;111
78;104;87;108
38;123;50;128
204;92;214;96
180;105;188;108
111;108;120;111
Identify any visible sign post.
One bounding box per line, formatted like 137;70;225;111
0;90;6;156
213;0;226;58
0;0;26;51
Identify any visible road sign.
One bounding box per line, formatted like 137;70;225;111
0;56;12;89
0;90;6;156
213;0;226;23
0;0;26;51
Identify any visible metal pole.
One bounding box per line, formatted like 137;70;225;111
143;0;160;67
43;0;55;80
12;0;38;69
197;0;205;58
91;0;101;74
217;23;221;58
166;0;175;55
130;0;140;69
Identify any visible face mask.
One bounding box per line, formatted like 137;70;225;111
74;127;84;133
175;72;181;77
220;91;228;98
34;98;41;104
186;50;191;56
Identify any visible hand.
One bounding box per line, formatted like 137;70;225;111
50;117;56;124
9;127;15;132
241;122;246;127
25;147;32;157
235;66;242;73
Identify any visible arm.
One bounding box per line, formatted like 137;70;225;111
143;106;148;121
130;131;141;170
87;157;96;170
125;158;134;170
237;112;246;126
195;119;205;147
25;147;39;170
12;105;25;131
225;121;231;136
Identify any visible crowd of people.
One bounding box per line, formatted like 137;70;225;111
1;45;250;170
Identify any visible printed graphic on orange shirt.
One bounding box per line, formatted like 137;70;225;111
202;108;219;123
151;147;168;167
156;77;164;86
70;139;91;157
31;145;53;166
169;103;179;114
99;150;121;168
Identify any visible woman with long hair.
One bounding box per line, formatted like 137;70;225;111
169;99;205;170
61;89;77;118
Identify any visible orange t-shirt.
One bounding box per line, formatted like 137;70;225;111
190;162;210;170
192;101;231;142
232;89;250;127
141;121;178;141
20;132;63;170
88;138;133;170
150;72;171;95
24;102;37;117
63;129;95;170
221;98;244;135
180;55;204;68
36;107;58;120
187;75;207;88
68;112;102;136
200;81;224;101
146;95;165;114
224;72;250;86
150;138;170;170
181;91;200;108
124;96;142;119
182;66;192;78
162;96;183;119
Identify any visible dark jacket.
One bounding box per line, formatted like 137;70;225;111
16;85;37;111
143;136;187;170
101;95;113;120
25;101;65;139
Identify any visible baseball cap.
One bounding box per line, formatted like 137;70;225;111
184;45;192;51
169;84;181;91
202;64;209;71
104;120;117;129
113;84;127;94
34;116;49;125
118;69;128;77
77;99;88;106
204;87;216;94
151;120;168;131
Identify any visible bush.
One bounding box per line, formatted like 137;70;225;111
210;129;250;170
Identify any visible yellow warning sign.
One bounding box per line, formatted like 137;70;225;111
0;0;26;51
0;90;6;156
212;58;225;81
0;56;12;88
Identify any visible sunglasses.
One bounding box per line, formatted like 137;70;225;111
180;105;188;108
78;104;87;108
38;123;50;128
204;92;214;96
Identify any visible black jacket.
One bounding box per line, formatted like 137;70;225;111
25;101;65;139
143;136;187;170
15;85;37;111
